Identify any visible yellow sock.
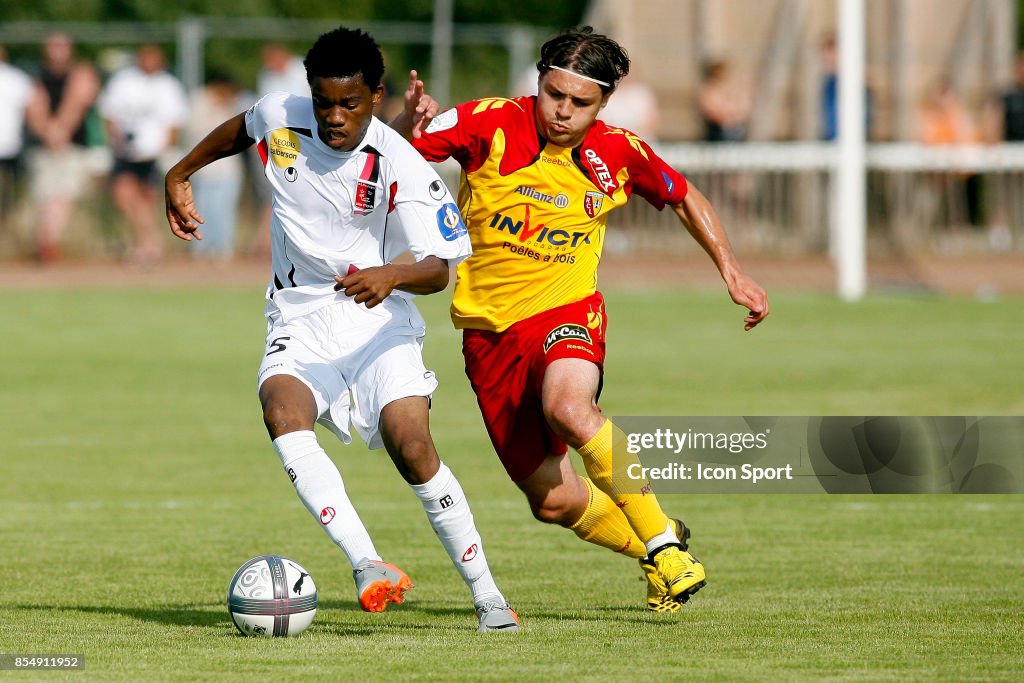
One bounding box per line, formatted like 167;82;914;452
578;419;670;543
568;477;646;559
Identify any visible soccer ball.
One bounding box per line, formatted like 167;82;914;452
227;555;317;637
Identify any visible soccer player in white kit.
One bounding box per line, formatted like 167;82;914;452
165;27;518;632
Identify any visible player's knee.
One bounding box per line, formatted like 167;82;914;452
544;398;594;446
390;435;439;485
262;402;312;439
529;491;577;527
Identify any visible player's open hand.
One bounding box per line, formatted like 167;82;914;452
334;265;398;308
403;70;438;139
726;271;769;331
165;174;204;241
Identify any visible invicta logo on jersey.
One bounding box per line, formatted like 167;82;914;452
489;207;592;248
543;324;593;353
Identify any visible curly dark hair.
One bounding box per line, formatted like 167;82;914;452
303;27;385;90
536;26;630;94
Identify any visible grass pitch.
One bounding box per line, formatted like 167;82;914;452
1;285;1022;681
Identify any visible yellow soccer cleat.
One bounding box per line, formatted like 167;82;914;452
641;559;682;612
650;543;706;604
640;519;705;610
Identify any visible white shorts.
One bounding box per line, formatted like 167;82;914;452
257;295;437;450
28;146;93;201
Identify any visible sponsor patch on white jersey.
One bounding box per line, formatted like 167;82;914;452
436;202;467;241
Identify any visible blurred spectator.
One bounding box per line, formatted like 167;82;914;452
258;42;308;97
982;51;1024;249
247;43;309;259
697;59;750;142
182;73;248;261
820;33;874;141
0;45;33;233
24;32;101;263
600;74;659;140
696;58;754;225
919;77;978;146
918;76;982;226
99;44;187;265
993;51;1024;142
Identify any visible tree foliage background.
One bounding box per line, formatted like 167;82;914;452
1;0;588;102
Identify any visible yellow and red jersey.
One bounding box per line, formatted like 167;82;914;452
413;95;687;332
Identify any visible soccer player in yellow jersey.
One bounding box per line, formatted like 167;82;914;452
407;26;769;611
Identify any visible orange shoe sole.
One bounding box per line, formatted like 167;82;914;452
358;564;413;613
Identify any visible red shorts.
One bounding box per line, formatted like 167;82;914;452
462;292;608;482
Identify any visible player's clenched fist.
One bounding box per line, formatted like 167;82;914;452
334;265;398;308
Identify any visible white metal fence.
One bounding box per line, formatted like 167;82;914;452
602;142;1024;259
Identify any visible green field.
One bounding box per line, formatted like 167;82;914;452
2;285;1022;681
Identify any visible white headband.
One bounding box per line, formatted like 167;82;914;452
545;64;611;88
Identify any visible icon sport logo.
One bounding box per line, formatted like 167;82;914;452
436;203;468;241
543;324;592;353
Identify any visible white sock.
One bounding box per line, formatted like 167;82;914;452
644;522;681;557
273;430;380;568
410;462;503;606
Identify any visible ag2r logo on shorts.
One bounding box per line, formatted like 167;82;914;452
543;324;592;353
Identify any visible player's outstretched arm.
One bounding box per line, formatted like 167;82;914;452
389;70;438;141
672;185;769;331
165;112;254;241
334;256;450;308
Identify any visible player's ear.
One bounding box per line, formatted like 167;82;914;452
600;92;611;110
372;84;385;106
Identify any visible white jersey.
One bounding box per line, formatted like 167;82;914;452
98;67;188;161
0;61;32;159
245;92;471;321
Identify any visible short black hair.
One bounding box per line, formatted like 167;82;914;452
537;26;630;94
304;27;385;90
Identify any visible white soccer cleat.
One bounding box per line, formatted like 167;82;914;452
475;600;520;633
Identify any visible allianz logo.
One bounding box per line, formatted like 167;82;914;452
516;185;570;209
